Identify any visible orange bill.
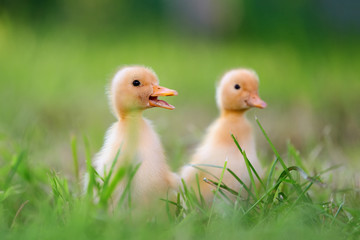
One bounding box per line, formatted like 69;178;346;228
149;85;178;110
246;93;267;109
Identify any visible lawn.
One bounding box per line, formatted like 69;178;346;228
0;21;360;239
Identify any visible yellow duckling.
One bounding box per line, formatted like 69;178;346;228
181;68;267;203
94;66;178;207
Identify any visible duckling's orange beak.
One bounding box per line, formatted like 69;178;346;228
246;93;267;109
149;85;178;110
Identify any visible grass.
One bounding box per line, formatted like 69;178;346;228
1;118;359;240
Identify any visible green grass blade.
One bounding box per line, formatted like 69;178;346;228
207;159;228;226
243;167;306;217
226;168;257;201
0;186;19;202
188;164;221;180
71;135;79;184
265;166;316;212
231;135;258;197
165;191;172;221
180;178;195;210
83;136;95;198
287;181;314;214
4;151;26;189
287;141;308;173
101;148;121;193
331;195;345;226
49;171;63;202
204;178;238;196
256;117;289;173
119;162;141;208
100;164;127;205
160;198;183;208
176;193;182;216
10;200;29;229
256;118;303;193
266;157;279;190
231;134;265;191
189;163;257;204
195;173;206;207
217;188;233;205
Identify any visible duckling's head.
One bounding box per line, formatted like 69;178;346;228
216;69;267;112
110;66;177;117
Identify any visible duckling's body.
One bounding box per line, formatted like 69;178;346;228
181;69;266;203
94;116;178;205
183;110;261;202
94;66;178;207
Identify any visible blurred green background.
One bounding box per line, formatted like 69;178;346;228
0;0;359;174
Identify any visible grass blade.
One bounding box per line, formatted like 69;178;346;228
101;148;121;193
231;134;265;191
207;159;228;226
180;178;195;210
287;141;308;173
204;178;238;196
196;173;206;207
71;135;79;184
226;168;257;201
10;200;29;229
266;157;279;190
4;151;26;189
243;177;286;216
190;163;258;201
286;181;314;214
188;164;221;180
256;118;302;194
119;162;141;208
100;164;127;205
83;136;95;198
265;166;316;212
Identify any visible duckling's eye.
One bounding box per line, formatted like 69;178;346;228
234;84;241;90
132;80;141;87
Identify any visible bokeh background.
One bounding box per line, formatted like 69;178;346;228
0;0;359;176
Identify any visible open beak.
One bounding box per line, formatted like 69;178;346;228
149;85;178;110
246;93;267;109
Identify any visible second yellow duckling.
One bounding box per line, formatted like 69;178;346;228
181;68;267;203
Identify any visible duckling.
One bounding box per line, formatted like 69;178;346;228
181;68;266;203
94;66;178;207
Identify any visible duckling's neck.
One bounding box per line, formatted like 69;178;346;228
220;109;247;119
212;109;251;147
118;110;145;137
117;110;145;153
118;110;144;122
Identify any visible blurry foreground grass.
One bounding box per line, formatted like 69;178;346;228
1;119;359;240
